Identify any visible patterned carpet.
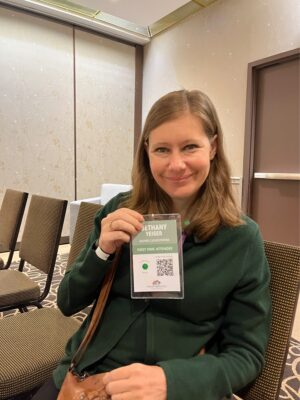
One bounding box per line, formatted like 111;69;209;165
0;253;90;323
281;338;300;399
1;253;299;399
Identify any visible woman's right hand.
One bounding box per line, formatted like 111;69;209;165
99;208;144;255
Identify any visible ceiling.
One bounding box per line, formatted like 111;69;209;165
0;0;218;44
78;0;191;27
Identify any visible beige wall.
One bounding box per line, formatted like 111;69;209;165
142;0;300;180
75;29;135;199
0;7;74;197
1;0;299;235
0;6;136;237
0;6;74;236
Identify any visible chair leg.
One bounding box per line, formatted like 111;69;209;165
18;303;42;313
18;306;28;313
5;250;14;269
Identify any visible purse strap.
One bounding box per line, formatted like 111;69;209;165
70;248;121;371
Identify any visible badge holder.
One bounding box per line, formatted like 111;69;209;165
130;214;184;299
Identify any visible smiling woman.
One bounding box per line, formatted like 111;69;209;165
32;89;271;400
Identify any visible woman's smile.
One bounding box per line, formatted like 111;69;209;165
164;174;193;182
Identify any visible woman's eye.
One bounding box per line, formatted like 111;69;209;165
183;144;199;151
154;147;169;153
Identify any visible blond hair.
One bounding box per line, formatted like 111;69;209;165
122;90;243;240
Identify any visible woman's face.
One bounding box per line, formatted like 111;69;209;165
147;112;217;212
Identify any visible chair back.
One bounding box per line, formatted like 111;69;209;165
238;241;300;400
0;189;28;268
67;202;102;269
19;194;67;274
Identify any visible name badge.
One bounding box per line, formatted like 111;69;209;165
130;214;184;299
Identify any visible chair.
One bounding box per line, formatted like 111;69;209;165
0;308;80;399
0;202;101;399
69;183;131;243
237;241;300;400
67;201;102;269
0;194;67;312
0;189;28;269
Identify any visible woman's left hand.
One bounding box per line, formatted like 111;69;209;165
103;363;167;400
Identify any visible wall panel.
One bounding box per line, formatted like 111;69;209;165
0;6;136;240
0;6;74;236
75;29;135;199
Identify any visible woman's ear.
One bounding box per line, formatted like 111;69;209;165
210;135;218;160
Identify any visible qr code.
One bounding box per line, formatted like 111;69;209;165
156;258;174;276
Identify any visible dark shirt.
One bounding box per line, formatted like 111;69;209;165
53;192;271;400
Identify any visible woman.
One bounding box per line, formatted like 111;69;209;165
33;89;271;400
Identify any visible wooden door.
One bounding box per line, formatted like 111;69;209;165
242;49;300;246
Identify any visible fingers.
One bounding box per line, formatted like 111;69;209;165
99;209;144;255
103;366;133;400
103;364;167;400
103;364;133;383
104;209;144;234
103;363;138;397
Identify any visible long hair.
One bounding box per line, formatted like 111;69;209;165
122;89;243;240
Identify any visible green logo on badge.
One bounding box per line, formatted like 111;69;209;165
142;263;149;270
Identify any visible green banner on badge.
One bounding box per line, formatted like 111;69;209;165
132;219;178;255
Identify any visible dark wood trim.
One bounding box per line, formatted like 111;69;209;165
73;27;77;201
246;48;300;69
134;45;143;154
242;48;300;214
242;62;257;214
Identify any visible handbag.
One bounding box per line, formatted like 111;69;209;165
58;249;121;400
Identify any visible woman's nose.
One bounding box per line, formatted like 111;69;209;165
168;153;186;171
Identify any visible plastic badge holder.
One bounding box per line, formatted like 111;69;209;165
130;214;184;299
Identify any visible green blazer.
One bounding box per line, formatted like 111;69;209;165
53;193;271;400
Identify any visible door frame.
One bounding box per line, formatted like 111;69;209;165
242;48;300;214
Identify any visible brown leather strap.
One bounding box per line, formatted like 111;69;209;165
70;248;121;369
